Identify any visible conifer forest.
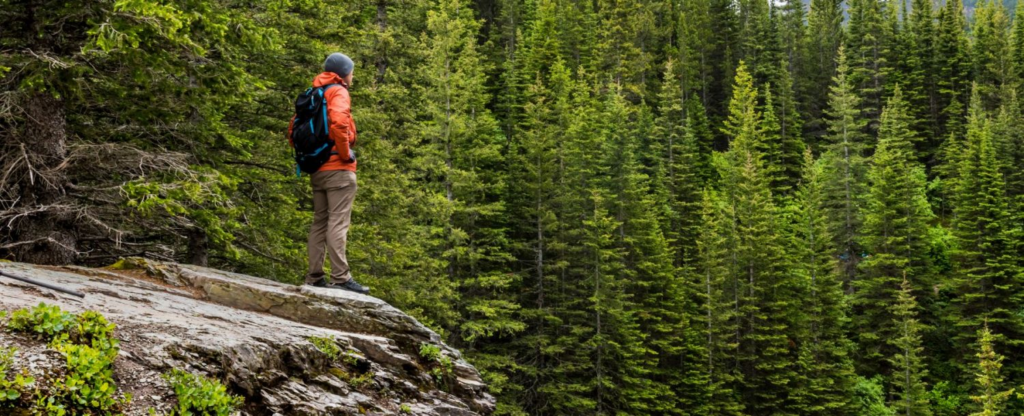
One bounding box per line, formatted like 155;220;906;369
5;0;1024;414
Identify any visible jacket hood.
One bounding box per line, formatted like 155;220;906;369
312;72;348;88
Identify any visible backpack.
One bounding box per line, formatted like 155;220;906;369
291;84;343;175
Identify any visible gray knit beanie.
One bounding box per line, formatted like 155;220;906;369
324;53;354;77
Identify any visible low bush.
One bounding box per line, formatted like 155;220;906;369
7;303;75;340
5;303;128;414
0;347;35;408
164;369;243;416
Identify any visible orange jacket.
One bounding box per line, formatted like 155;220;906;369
287;72;357;172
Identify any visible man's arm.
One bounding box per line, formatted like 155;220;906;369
327;87;353;162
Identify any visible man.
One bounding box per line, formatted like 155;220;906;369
288;52;370;294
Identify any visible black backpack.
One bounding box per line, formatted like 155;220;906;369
291;84;342;175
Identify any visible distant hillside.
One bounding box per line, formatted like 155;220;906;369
798;0;1019;19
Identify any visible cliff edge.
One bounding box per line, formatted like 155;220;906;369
0;258;494;416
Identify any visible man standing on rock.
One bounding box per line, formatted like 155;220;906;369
288;53;370;295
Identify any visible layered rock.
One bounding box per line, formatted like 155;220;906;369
0;259;493;416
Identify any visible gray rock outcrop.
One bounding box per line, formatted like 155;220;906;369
0;259;494;416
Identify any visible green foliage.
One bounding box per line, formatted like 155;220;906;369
852;376;896;416
163;369;242;416
8;0;1024;414
52;341;127;413
0;347;35;407
400;403;412;413
419;343;454;385
7;303;75;340
309;335;343;361
969;326;1014;416
5;303;127;413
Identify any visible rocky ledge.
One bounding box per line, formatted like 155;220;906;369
0;258;494;416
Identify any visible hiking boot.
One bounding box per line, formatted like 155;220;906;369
305;275;327;287
327;278;370;295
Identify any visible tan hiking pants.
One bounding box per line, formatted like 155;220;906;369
306;170;357;284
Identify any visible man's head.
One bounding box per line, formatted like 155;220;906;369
324;53;355;85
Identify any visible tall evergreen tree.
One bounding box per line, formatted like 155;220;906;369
935;0;971;144
695;190;745;416
413;0;522;368
971;0;1013;111
854;87;935;377
821;47;870;286
789;149;857;416
802;0;845;144
718;64;803;415
949;93;1023;381
888;278;933;416
846;0;892;135
969;325;1015;416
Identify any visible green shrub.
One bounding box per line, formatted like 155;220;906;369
52;341;127;414
164;369;242;416
7;303;128;414
418;343;442;362
418;343;454;387
7;303;74;340
309;335;343;361
0;347;35;407
71;311;116;346
400;403;412;413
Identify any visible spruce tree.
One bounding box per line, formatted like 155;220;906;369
970;0;1012;111
802;0;845;143
905;0;941;150
969;325;1015;416
949;92;1023;381
888;278;933;416
821;47;870;287
719;64;803;415
854;87;935;377
695;190;745;416
846;0;892;135
935;0;971;145
413;0;522;367
790;149;857;415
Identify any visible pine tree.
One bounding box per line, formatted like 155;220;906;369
413;0;522;368
888;278;933;416
854;88;935;377
820;47;870;287
935;0;971;145
695;190;745;416
846;0;892;135
718;64;803;415
789;149;857;415
969;325;1015;416
655;62;705;266
904;0;941;151
970;0;1012;111
802;0;845;143
1013;0;1024;98
949;92;1023;381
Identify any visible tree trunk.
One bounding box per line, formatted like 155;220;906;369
12;92;77;265
187;228;209;267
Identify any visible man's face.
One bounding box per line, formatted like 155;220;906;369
345;72;354;86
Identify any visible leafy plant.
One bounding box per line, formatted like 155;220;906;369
419;343;454;386
400;403;412;413
7;303;75;340
71;311;116;346
0;347;35;407
418;343;442;362
309;335;343;361
52;341;128;414
163;368;243;416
